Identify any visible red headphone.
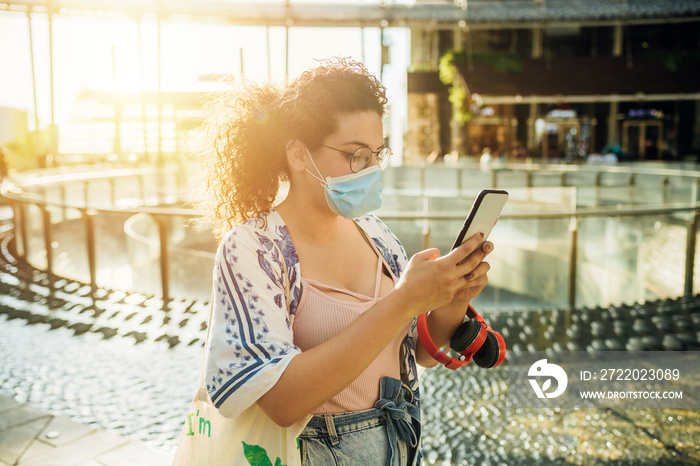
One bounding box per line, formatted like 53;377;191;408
417;305;506;370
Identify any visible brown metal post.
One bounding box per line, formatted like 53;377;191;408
285;24;290;81
39;204;54;290
136;16;149;163
593;171;603;207
157;16;163;166
27;10;40;145
628;173;636;205
685;180;699;297
19;203;28;260
60;183;67;221
81;208;97;296
685;212;698;298
661;176;670;204
83;180;89;207
568;216;579;309
594;171;603;187
155;214;170;309
11;202;27;259
421;196;431;250
48;11;57;166
109;177;116;206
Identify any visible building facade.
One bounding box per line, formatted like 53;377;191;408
407;0;700;163
5;0;700;165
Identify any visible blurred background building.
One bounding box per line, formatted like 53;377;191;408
406;0;700;164
1;0;699;169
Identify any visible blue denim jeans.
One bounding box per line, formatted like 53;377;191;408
298;377;421;466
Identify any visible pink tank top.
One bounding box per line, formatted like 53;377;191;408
292;248;409;414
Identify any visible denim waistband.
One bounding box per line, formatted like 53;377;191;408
299;377;421;466
301;407;386;436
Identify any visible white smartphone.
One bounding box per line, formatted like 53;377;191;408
451;189;509;250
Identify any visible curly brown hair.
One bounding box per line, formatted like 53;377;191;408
199;57;387;238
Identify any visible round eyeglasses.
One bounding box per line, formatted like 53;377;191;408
320;144;393;173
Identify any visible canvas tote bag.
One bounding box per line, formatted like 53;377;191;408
172;297;304;466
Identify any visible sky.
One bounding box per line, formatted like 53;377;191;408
0;8;408;133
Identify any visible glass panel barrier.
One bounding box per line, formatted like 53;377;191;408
113;175;146;208
577;212;689;308
530;170;565;187
5;164;697;312
424;166;459;194
460;168;493;190
668;175;697;204
85;179;113;207
61;180;88;206
380;191;424;214
494;169;529;189
168;214;216;302
474;216;572;311
383;165;422;193
51;206;89;284
564;170;597;187
124;212;162;297
94;210;135;291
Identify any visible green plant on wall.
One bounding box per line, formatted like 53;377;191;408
439;49;523;124
439;50;471;125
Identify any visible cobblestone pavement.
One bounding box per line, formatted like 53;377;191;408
420;360;700;465
0;314;200;454
2;314;699;465
2;223;700;464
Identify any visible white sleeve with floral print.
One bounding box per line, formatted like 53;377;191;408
204;219;301;419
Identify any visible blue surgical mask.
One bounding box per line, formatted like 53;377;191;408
305;147;383;219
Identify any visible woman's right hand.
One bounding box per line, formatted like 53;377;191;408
393;232;487;319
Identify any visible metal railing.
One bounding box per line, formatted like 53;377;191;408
2;162;699;310
2;165;195;308
379;201;700;308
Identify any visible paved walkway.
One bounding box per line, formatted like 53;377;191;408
0;395;173;466
3;185;700;464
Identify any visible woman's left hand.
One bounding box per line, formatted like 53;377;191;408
415;241;494;368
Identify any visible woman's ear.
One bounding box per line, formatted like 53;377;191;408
285;139;307;173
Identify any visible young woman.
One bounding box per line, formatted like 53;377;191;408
200;58;492;465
